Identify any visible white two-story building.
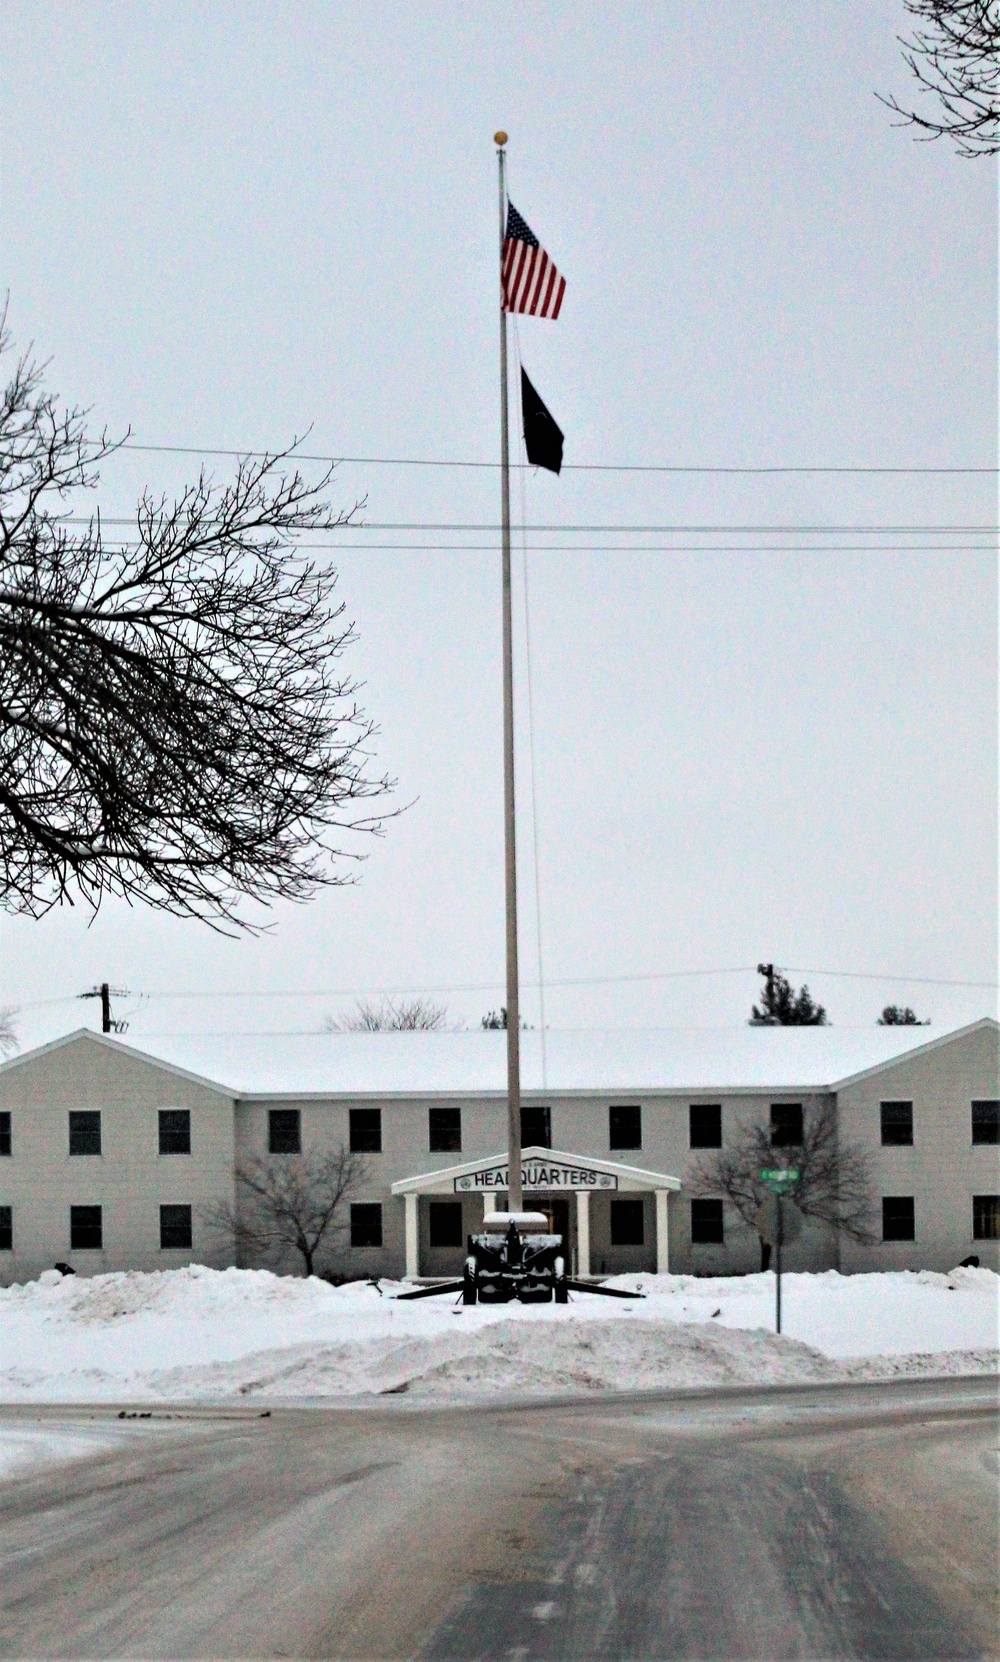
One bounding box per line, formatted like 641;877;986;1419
0;1018;995;1284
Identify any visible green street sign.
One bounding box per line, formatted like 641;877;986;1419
759;1168;799;1192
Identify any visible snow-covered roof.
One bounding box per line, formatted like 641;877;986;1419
10;1019;993;1099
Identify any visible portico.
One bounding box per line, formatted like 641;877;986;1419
391;1145;682;1279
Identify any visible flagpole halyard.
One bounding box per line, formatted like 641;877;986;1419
496;132;523;1213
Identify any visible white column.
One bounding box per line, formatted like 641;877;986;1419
404;1193;419;1279
483;1191;497;1217
655;1190;670;1275
576;1190;591;1277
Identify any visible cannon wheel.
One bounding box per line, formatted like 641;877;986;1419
554;1277;569;1304
462;1269;478;1305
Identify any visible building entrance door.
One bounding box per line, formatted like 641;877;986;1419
525;1195;571;1252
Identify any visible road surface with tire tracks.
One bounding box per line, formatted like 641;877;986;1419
1;1375;996;1659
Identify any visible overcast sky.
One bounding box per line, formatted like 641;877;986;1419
1;1;996;1050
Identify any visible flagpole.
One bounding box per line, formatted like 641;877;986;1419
495;130;523;1214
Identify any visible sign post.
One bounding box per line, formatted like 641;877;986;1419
756;1169;801;1335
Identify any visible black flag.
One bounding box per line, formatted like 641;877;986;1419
520;367;563;474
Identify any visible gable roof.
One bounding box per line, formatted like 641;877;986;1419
2;1019;994;1099
390;1146;682;1194
830;1016;998;1089
0;1028;235;1099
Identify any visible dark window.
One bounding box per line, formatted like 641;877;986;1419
0;1206;11;1250
972;1101;1000;1145
0;1111;10;1157
70;1205;103;1250
158;1109;191;1155
350;1108;382;1153
268;1109;301;1154
689;1104;722;1149
691;1198;724;1244
973;1195;1000;1241
429;1107;462;1154
429;1201;464;1248
351;1203;383;1248
770;1104;803;1147
69;1111;101;1156
880;1101;913;1146
520;1106;551;1148
160;1204;193;1250
609;1105;642;1151
610;1198;644;1246
882;1196;915;1242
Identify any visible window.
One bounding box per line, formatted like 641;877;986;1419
689;1104;722;1149
770;1104;803;1148
429;1107;462;1154
429;1201;464;1248
610;1198;644;1246
972;1101;1000;1145
69;1111;101;1156
0;1206;11;1251
0;1112;10;1157
268;1109;301;1154
609;1105;642;1151
691;1198;724;1244
70;1205;103;1250
160;1204;193;1250
880;1101;913;1147
351;1203;383;1248
973;1196;1000;1241
158;1109;191;1156
350;1108;382;1153
520;1106;551;1148
882;1196;915;1242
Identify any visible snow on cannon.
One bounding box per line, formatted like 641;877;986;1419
395;1212;645;1305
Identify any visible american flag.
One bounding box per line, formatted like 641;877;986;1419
502;201;566;319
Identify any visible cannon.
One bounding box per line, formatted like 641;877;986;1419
395;1212;643;1303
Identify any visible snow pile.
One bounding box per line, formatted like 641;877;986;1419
0;1264;995;1405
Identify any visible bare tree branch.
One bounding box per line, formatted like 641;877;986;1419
692;1099;876;1269
0;1006;17;1057
203;1147;368;1277
878;0;1000;158
0;325;392;930
324;996;452;1032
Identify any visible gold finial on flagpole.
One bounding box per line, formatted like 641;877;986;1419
494;130;508;147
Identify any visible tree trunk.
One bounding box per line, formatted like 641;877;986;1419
759;1238;772;1272
302;1246;314;1277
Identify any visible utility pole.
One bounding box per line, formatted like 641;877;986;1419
79;983;130;1035
495;129;523;1213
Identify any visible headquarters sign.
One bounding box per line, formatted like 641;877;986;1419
455;1159;617;1194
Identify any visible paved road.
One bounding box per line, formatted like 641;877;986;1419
1;1377;996;1660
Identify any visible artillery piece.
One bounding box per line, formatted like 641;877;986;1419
396;1212;643;1304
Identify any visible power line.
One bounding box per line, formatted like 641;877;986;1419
61;518;999;533
89;541;995;556
13;964;996;1011
112;441;997;476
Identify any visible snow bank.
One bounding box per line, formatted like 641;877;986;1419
0;1264;995;1405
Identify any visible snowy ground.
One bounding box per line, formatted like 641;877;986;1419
0;1264;995;1409
0;1419;195;1482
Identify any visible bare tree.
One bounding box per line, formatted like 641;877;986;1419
204;1147;367;1277
750;964;827;1026
324;995;451;1032
0;326;390;930
0;1006;17;1057
692;1100;875;1270
878;1004;930;1025
481;1007;530;1030
878;0;1000;157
